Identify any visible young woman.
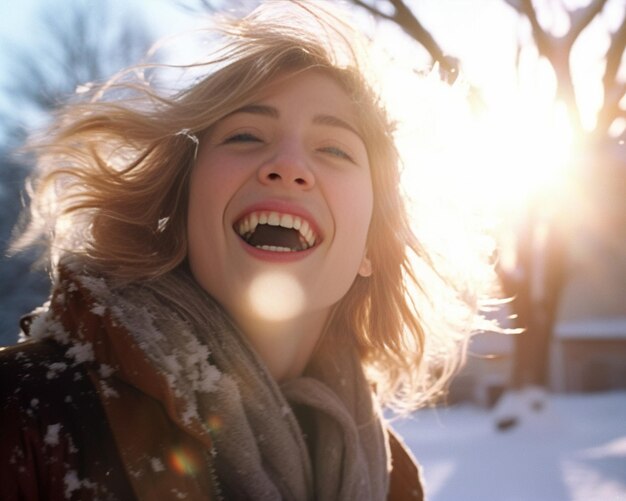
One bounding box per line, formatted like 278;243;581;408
0;1;489;499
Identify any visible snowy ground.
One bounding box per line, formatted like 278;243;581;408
395;391;626;501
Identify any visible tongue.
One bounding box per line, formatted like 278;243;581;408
248;224;302;249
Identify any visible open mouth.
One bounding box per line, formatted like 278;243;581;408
234;211;318;252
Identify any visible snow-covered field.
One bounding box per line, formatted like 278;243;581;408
396;391;626;501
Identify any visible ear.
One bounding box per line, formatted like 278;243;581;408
358;253;372;278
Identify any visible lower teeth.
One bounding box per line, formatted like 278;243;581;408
257;245;296;252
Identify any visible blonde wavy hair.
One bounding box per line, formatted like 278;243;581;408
16;0;493;411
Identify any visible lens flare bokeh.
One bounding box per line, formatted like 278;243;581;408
247;271;305;322
168;447;200;477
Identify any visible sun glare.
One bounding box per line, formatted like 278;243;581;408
386;64;577;245
476;98;575;208
247;271;305;322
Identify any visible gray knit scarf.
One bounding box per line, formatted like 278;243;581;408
65;263;390;500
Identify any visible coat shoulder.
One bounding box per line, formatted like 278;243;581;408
388;426;425;501
0;340;134;500
0;339;97;432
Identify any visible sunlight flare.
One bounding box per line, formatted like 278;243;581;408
169;447;200;476
247;271;305;322
396;75;576;229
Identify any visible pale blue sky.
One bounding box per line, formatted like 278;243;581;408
0;0;205;143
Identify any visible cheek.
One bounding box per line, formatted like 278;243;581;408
340;175;373;240
186;163;229;265
187;170;214;238
187;154;237;231
190;156;226;202
326;173;373;270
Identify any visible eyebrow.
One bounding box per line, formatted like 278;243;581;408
232;104;279;118
229;104;363;139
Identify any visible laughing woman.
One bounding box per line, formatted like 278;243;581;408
0;1;490;499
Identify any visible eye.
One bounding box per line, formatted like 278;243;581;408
223;132;263;144
319;145;354;162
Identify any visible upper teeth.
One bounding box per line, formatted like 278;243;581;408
236;211;317;249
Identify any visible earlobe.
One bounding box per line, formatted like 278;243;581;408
358;254;372;278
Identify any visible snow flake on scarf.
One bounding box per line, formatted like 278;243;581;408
64;470;97;499
46;260;222;426
26;303;69;344
44;424;62;446
105;295;222;424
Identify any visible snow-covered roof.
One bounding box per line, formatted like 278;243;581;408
555;318;626;340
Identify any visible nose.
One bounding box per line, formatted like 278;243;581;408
257;143;315;189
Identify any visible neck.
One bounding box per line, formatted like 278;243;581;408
237;309;330;382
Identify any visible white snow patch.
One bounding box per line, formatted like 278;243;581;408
162;354;183;375
394;392;626;501
562;458;626;501
576;436;626;459
66;341;95;364
27;308;70;344
197;364;221;393
90;304;106;316
46;362;68;379
68;435;78;454
150;457;165;472
62;470;95;497
100;380;119;399
181;404;198;425
99;363;115;378
164;373;180;396
128;467;141;478
64;471;81;498
44;424;62;446
77;274;109;299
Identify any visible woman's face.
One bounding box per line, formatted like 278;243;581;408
187;70;373;327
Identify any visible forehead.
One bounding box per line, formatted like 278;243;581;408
247;69;360;123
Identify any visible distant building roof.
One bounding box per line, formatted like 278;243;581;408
555;318;626;340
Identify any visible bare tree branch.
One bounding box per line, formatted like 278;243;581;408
518;0;557;56
350;0;459;81
597;81;626;136
507;0;608;55
388;0;445;61
351;0;395;23
604;15;626;93
504;0;586;128
584;9;626;136
567;0;609;44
